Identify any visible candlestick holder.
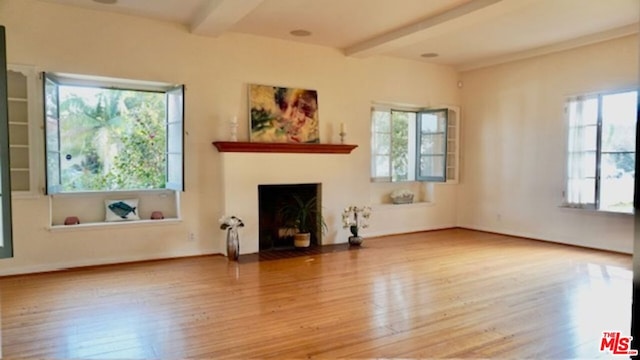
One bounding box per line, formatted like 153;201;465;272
230;117;238;142
339;132;346;144
230;124;238;142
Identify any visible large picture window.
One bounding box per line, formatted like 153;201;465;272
44;73;184;194
371;107;448;182
565;90;637;213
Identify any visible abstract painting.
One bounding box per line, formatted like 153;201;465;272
249;84;320;143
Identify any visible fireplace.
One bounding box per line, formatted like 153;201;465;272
218;150;356;254
258;183;322;251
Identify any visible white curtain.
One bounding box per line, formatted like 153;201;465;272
566;95;598;208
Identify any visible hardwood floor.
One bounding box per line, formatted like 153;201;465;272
0;229;632;358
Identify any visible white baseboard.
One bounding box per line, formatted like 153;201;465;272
0;250;222;277
457;223;632;254
364;223;456;239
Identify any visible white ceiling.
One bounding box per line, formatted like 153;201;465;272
38;0;640;70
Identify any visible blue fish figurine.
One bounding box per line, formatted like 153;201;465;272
108;201;137;219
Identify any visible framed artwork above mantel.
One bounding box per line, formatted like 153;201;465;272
249;84;320;144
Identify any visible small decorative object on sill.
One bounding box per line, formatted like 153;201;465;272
64;216;80;225
219;215;244;261
390;189;415;204
339;122;346;144
342;205;371;246
105;199;140;221
150;211;164;220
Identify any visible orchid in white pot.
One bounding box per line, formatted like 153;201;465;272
342;206;371;245
219;215;244;230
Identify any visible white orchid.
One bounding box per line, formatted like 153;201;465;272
219;215;244;230
342;206;371;236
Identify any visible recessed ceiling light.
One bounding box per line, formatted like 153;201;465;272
290;29;312;37
93;0;118;4
420;53;439;58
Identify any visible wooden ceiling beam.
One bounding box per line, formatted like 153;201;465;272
190;0;264;37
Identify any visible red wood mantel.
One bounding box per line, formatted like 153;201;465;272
212;141;358;154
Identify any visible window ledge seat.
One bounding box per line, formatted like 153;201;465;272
49;218;182;232
372;201;434;211
558;205;633;216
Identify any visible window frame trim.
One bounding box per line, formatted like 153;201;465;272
0;26;14;259
564;88;638;213
370;105;449;183
42;71;185;194
416;108;448;182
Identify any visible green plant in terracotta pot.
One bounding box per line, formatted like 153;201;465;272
278;194;326;248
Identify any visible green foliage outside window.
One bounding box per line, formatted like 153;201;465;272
58;86;166;191
391;112;409;181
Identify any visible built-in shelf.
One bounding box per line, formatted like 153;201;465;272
49;218;182;232
212;141;358;154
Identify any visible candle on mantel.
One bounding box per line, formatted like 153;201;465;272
230;116;238;141
339;122;347;144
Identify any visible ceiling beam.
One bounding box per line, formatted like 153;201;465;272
190;0;264;37
344;0;507;58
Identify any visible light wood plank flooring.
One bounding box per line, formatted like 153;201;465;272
0;229;633;358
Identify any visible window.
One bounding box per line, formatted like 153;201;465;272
565;90;637;213
43;72;184;194
371;106;449;182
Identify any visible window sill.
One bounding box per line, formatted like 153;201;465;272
50;188;174;197
372;201;435;210
558;205;633;216
48;218;182;232
11;192;41;200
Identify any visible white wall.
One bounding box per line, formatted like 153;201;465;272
458;35;638;254
0;0;460;274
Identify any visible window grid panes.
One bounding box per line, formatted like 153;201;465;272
565;90;637;213
371;109;392;181
417;109;447;182
371;107;448;183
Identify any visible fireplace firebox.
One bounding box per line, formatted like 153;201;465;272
258;183;322;251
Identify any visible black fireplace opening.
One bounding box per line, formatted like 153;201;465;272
258;183;322;251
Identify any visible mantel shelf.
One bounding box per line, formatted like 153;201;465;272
212;141;358;154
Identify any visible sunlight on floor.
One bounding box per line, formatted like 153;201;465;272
569;263;632;357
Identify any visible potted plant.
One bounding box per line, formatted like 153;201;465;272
278;194;326;248
342;205;371;246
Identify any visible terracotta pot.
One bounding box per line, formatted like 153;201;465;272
64;216;80;225
294;233;311;248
